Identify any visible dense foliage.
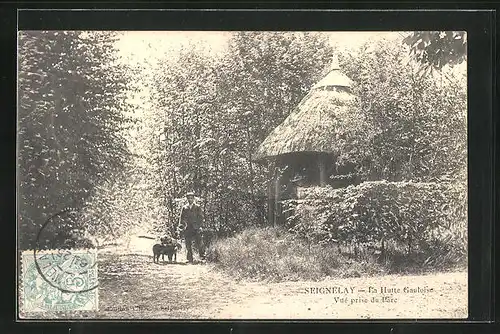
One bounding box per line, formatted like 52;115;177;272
18;31;467;258
285;181;467;267
18;31;136;249
146;32;335;235
403;31;467;71
337;38;467;182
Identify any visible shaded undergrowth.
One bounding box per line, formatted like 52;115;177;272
206;227;467;282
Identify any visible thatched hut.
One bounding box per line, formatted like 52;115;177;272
253;56;358;225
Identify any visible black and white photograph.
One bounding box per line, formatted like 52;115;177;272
17;29;468;319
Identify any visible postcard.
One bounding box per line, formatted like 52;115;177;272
17;29;467;319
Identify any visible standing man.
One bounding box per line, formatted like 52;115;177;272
178;191;205;263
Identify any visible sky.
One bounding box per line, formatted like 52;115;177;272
114;30;466;100
115;31;406;65
116;30;405;55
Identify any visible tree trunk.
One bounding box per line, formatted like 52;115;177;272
408;235;412;255
245;125;262;224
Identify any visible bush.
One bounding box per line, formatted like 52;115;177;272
206;227;387;282
286;181;467;268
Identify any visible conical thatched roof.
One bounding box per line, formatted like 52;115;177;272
253;58;356;162
312;56;353;89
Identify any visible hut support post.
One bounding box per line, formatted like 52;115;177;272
319;156;327;187
274;168;281;227
267;165;276;227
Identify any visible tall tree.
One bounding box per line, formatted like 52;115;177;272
213;31;335;228
402;31;467;71
337;38;467;182
18;31;135;249
148;31;335;236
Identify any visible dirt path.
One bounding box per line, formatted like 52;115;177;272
94;236;467;319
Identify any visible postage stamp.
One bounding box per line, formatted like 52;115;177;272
17;23;474;320
19;249;98;315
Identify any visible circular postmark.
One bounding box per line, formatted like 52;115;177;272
33;208;98;294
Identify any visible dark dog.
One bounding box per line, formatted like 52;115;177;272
152;236;182;263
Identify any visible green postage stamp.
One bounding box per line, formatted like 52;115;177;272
19;249;98;315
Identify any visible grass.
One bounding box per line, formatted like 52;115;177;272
206;227;467;282
206;227;384;282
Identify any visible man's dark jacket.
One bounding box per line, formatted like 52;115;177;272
179;203;203;235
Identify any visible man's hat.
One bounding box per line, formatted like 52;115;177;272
186;191;195;197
